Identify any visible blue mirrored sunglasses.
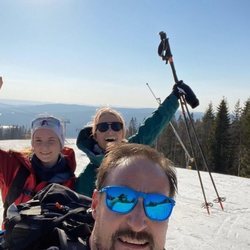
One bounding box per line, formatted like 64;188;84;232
99;186;175;221
96;122;123;132
31;117;61;130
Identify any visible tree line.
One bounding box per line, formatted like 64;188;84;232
1;97;249;178
0;125;30;140
127;98;250;178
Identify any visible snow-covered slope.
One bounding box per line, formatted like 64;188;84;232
0;139;249;249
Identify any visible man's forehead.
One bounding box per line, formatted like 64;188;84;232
112;156;163;173
105;156;170;194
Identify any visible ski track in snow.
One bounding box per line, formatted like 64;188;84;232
0;139;249;250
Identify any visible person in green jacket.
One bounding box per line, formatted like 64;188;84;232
76;81;198;197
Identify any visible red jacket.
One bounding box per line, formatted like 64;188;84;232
0;147;76;206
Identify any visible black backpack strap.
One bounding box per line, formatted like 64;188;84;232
3;165;30;219
54;228;68;250
37;228;68;250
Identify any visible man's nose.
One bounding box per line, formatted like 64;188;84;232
126;198;147;232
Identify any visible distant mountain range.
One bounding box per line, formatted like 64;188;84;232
0;99;203;138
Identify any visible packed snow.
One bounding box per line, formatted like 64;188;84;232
0;139;249;250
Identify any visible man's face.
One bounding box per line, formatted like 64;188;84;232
90;157;171;250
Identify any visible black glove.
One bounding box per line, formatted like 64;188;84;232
173;80;199;109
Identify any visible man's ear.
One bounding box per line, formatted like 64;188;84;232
91;189;99;219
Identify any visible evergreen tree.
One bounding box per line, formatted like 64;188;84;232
229;100;243;175
174;115;189;168
240;98;250;177
213;98;231;174
200;102;216;171
190;117;203;170
158;118;179;165
0;125;29;139
126;117;138;138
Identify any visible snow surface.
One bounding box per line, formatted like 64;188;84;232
0;139;249;250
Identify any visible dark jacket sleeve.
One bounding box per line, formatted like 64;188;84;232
75;162;97;197
128;93;178;145
75;126;104;196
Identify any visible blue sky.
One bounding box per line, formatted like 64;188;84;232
0;0;249;112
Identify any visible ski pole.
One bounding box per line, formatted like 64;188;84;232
179;95;213;214
158;32;178;83
158;31;225;211
157;31;211;213
157;32;211;212
180;96;226;210
146;82;193;165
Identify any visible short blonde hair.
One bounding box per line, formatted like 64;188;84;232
91;107;126;138
96;143;178;198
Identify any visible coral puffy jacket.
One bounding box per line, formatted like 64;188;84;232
0;147;76;206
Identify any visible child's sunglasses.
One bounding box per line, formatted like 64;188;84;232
99;186;175;221
96;122;123;132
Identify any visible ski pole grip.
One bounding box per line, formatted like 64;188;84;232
159;31;167;41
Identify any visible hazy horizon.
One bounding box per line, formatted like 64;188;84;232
1;1;250;113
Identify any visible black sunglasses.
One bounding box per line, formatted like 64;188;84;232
96;122;123;132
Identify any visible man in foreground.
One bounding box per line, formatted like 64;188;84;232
87;143;177;250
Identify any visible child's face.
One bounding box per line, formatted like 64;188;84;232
32;129;61;167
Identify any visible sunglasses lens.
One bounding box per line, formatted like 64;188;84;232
100;186;175;221
111;122;123;131
96;123;109;132
144;194;175;221
104;186;136;214
96;122;123;132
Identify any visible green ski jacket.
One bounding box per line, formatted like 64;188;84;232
75;93;179;197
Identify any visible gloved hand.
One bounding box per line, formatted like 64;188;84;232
173;80;199;109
